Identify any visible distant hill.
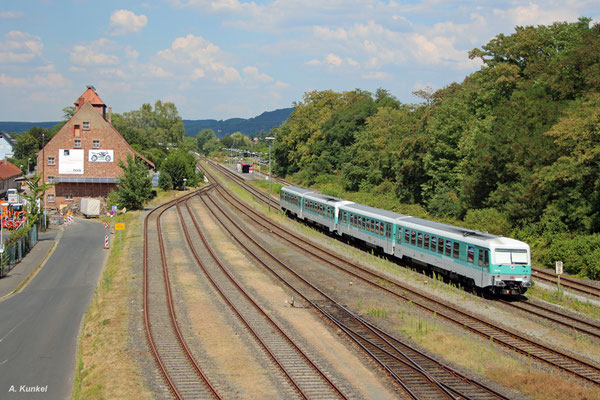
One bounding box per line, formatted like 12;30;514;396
0;107;295;137
183;107;294;137
0;121;60;133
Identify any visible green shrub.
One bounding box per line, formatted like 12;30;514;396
541;234;600;279
463;208;512;236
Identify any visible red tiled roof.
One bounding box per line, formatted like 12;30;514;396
0;160;22;180
74;88;105;106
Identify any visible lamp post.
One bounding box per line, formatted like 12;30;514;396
265;136;274;212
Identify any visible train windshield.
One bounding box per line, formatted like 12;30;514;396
494;249;528;265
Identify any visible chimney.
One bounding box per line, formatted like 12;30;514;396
107;107;112;124
76;96;85;111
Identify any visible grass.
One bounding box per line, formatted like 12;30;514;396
527;284;600;320
72;210;148;399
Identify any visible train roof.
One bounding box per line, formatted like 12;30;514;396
403;216;496;238
341;202;407;221
303;191;347;204
281;186;313;195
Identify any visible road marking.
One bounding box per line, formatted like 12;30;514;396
0;318;26;343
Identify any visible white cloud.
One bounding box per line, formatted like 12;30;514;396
99;68;128;79
242;66;273;83
70;38;119;66
0;11;25;19
109;10;148;35
0;31;43;63
125;46;139;59
154;34;242;84
361;71;391;80
0;72;70;88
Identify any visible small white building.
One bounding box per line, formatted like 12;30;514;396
0;132;15;160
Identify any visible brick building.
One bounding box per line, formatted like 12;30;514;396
37;86;154;210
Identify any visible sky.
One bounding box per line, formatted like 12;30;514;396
0;1;598;122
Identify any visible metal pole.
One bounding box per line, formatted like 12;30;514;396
266;137;274;212
42;133;45;230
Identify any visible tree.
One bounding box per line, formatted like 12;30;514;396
116;154;153;210
22;174;53;227
196;129;216;155
161;150;197;189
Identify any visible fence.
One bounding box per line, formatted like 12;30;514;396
0;224;39;278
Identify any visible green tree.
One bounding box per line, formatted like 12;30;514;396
23;174;53;227
161;150;197;189
116;154;153;210
196;128;216;155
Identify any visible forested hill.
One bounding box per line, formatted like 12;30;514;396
0;121;60;133
183;107;294;137
0;107;295;137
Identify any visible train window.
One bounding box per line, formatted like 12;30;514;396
386;224;391;238
424;234;430;249
478;250;484;266
411;231;416;245
484;250;489;267
468;246;475;263
405;229;410;243
430;236;437;250
343;212;347;223
438;238;444;253
417;233;423;247
445;240;452;256
370;220;375;233
453;242;459;258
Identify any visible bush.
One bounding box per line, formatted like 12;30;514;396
158;171;172;191
463;208;512;236
541;234;600;279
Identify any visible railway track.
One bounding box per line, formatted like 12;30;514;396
143;187;221;399
205;179;600;387
498;298;600;340
198;189;512;400
532;267;600;300
176;193;350;399
203;158;279;209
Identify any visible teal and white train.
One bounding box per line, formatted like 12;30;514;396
280;186;532;295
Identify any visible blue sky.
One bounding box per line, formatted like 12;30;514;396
0;1;597;122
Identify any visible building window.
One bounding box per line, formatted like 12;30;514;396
83;121;90;130
65;194;73;201
48;157;55;165
48;194;55;203
74;124;81;137
74;139;81;148
93;140;100;148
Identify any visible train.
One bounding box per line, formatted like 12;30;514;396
280;185;532;296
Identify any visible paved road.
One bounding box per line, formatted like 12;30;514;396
0;219;107;399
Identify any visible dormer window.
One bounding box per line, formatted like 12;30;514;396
83;121;90;130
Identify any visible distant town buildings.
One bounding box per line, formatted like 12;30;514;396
37;86;154;210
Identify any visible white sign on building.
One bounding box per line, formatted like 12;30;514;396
89;150;114;163
59;149;84;174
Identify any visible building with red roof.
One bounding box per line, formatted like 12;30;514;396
37;86;154;210
0;160;23;198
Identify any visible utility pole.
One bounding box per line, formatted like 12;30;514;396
266;136;274;212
